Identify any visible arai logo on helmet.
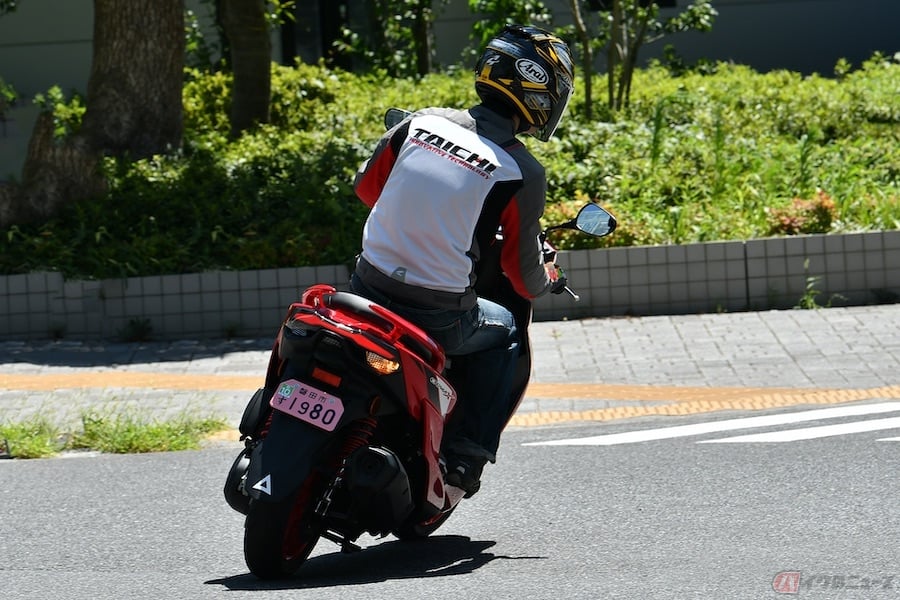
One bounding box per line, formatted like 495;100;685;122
516;58;549;85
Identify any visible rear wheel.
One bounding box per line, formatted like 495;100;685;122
243;474;323;579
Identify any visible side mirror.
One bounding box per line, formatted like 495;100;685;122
575;203;617;237
384;108;412;130
544;203;617;239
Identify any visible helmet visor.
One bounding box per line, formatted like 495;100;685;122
534;78;573;142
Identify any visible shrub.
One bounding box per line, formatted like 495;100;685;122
1;55;898;279
766;190;838;235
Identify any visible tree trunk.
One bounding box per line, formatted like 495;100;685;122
617;11;649;110
608;0;622;110
0;0;184;227
82;0;185;157
221;0;271;137
412;0;431;76
15;112;107;222
0;113;104;227
567;0;593;119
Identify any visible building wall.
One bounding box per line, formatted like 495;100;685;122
613;0;900;75
0;0;94;98
433;0;900;74
3;0;897;97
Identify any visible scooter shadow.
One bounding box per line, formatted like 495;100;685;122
207;534;546;590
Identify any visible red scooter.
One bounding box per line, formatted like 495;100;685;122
223;111;617;580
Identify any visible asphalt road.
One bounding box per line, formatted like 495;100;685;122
3;404;899;600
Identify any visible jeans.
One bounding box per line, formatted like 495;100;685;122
349;273;518;461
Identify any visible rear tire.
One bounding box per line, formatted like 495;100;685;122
243;474;323;579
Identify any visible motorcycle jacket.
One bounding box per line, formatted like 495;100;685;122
354;105;552;311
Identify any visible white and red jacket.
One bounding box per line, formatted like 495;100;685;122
354;105;552;310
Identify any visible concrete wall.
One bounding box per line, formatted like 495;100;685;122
538;230;900;321
2;231;897;341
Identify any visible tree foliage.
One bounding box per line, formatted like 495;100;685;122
4;56;899;278
468;0;552;50
467;0;715;115
337;0;447;77
586;0;717;111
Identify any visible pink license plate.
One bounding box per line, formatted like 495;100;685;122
269;379;344;432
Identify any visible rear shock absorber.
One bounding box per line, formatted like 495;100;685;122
330;394;381;469
315;413;379;518
337;416;378;462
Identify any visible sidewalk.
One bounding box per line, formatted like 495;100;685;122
2;305;899;431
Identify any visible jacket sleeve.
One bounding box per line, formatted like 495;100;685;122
498;170;552;299
354;123;407;208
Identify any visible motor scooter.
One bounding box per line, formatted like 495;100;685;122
223;109;617;579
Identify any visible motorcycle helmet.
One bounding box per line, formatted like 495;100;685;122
475;24;575;142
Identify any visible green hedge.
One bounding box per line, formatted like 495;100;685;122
2;55;898;279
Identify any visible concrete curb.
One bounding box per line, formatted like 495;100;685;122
2;231;899;341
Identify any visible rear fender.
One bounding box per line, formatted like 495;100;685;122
245;411;332;503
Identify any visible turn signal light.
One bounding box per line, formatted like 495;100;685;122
365;351;400;374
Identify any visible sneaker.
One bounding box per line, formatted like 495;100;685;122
444;454;487;498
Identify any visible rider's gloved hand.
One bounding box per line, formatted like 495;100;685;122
545;263;568;294
542;239;557;264
550;275;569;295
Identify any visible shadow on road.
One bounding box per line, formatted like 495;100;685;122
0;338;272;368
206;535;546;590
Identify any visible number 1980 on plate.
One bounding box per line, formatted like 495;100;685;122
270;378;345;432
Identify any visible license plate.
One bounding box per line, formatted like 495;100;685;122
269;379;344;432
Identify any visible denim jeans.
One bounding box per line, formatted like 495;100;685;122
349;273;518;460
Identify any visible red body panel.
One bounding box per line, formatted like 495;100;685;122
280;285;460;513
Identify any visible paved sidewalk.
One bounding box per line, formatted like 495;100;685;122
2;305;899;430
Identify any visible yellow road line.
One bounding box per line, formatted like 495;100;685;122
0;372;264;391
510;385;900;426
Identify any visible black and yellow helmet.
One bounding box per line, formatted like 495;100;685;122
475;24;575;142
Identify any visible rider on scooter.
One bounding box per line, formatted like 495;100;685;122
350;24;575;497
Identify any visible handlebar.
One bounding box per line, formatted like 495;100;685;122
542;240;580;301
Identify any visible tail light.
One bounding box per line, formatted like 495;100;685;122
365;351;400;375
311;366;342;388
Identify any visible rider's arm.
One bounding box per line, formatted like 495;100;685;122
498;165;552;299
354;123;408;207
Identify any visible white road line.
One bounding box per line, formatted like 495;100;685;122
522;402;900;446
698;416;900;443
877;437;900;441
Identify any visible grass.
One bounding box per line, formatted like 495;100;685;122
0;417;62;459
0;412;229;459
793;258;848;310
